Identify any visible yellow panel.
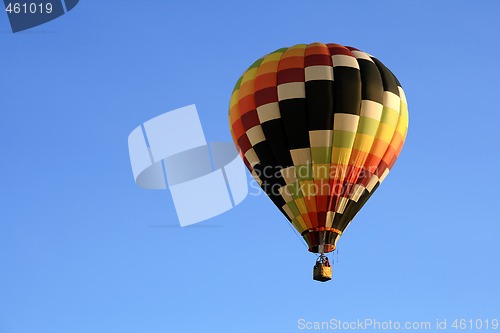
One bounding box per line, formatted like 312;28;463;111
331;147;353;166
295;198;309;215
283;44;307;57
240;68;258;85
353;133;376;153
374;123;396;143
228;109;237;126
292;216;307;234
395;107;409;135
229;90;240;111
264;52;284;62
293;194;314;230
312;164;330;179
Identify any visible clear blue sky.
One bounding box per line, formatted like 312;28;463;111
1;1;499;332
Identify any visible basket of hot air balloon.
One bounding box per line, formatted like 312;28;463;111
313;255;332;282
228;43;409;282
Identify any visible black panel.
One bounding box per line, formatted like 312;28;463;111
260;119;294;168
358;59;384;104
371;58;400;96
279;98;310;149
332;67;362;115
305;80;334;130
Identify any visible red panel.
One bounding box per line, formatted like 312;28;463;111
308;212;319;229
238;94;256;115
375;161;389;177
304;54;332;67
364;152;383;172
315;194;329;212
254;87;278;106
327;44;355;57
277;68;305;85
254;72;277;90
346;46;360;52
278;56;304;70
241;110;260;130
231;119;245;139
237;134;252;154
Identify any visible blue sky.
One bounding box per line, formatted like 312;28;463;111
1;1;499;332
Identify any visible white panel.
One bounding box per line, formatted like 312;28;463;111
379;168;390;183
279;185;294;203
336;197;349;214
290;148;311;165
244;148;260;167
366;175;380;192
246;126;266;146
398;87;407;104
350;184;365;202
283;205;295;220
352;50;374;62
257;102;281;123
309;130;333;147
332;54;359;69
360;100;383;120
281;166;297;184
305;65;334;81
383;91;401;112
333;114;360;132
277;82;306;100
251;170;263;186
325;211;335;228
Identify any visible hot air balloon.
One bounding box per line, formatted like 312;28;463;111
228;43;409;282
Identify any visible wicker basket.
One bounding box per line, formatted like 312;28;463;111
313;264;332;282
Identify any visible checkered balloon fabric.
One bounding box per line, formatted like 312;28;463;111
229;43;409;253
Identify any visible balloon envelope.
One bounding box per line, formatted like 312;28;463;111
229;43;409;253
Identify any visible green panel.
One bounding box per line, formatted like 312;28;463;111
287;201;301;217
296;165;313;181
248;57;265;70
287;183;303;200
272;47;288;54
232;76;243;93
332;130;356;148
311;147;331;164
380;107;400;128
357;116;380;136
